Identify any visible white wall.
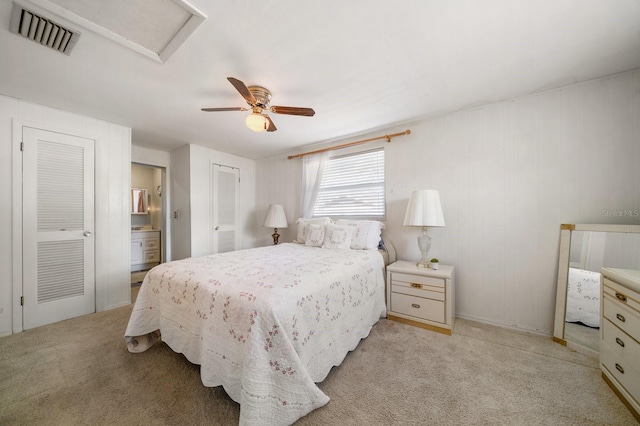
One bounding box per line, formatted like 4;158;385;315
132;145;171;168
255;155;302;246
0;94;131;336
256;69;640;334
151;167;163;232
171;143;256;260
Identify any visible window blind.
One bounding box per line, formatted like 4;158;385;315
313;148;385;220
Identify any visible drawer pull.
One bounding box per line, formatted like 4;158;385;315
410;283;423;289
615;293;627;303
615;363;624;374
411;303;421;309
616;337;625;348
616;313;626;323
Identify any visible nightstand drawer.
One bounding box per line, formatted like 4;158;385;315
391;292;445;324
391;282;444;301
391;272;445;288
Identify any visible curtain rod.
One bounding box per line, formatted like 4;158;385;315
287;129;411;160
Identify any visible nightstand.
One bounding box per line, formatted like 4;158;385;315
386;260;455;335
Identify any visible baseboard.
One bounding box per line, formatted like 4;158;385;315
455;314;553;338
102;301;131;310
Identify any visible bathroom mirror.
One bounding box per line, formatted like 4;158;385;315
553;223;640;356
131;188;148;214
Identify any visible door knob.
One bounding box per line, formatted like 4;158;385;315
214;226;219;230
83;231;92;237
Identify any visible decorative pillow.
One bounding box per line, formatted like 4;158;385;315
305;224;326;247
321;224;355;249
335;219;385;250
295;217;332;244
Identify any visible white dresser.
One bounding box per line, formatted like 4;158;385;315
131;230;160;272
386;261;455;335
600;267;640;421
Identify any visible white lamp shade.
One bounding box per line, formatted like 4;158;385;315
263;204;288;228
246;113;269;132
403;189;445;227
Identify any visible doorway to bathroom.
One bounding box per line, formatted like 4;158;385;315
131;162;166;286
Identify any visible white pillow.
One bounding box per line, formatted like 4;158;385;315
305;224;326;247
335;219;385;250
295;217;332;244
321;224;355;249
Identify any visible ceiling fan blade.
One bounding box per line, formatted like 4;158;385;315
266;116;277;132
270;106;315;117
227;77;257;105
201;107;247;112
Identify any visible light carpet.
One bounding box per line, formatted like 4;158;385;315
0;288;636;425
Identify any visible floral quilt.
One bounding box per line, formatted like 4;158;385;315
125;243;386;425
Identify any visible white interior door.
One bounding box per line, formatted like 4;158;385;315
22;127;95;330
211;163;240;253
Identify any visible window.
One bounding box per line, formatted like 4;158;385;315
313;148;385;220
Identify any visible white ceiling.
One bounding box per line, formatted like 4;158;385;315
1;0;640;160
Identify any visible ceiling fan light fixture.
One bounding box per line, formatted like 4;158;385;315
246;112;269;132
202;77;312;132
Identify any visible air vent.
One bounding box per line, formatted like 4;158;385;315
9;2;80;55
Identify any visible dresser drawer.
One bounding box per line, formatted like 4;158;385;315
602;318;640;368
391;292;445;324
144;238;160;250
603;278;640;313
603;295;640;342
144;250;159;263
601;342;640;404
391;272;445;288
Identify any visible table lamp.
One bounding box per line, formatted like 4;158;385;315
263;204;288;245
403;189;445;268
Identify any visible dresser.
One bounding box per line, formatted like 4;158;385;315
386;261;455;335
600;267;640;421
131;230;160;272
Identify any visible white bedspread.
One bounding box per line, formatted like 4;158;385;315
566;267;601;328
125;243;386;425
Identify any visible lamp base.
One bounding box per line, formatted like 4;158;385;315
416;227;432;268
271;228;280;245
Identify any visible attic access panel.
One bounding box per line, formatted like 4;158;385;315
17;0;207;63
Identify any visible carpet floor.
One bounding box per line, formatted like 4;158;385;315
0;288;636;425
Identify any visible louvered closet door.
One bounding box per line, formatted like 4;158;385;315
211;164;240;253
22;127;95;330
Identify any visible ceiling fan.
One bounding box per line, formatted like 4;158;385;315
202;77;315;132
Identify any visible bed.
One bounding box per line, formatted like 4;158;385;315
125;233;389;425
565;267;601;328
